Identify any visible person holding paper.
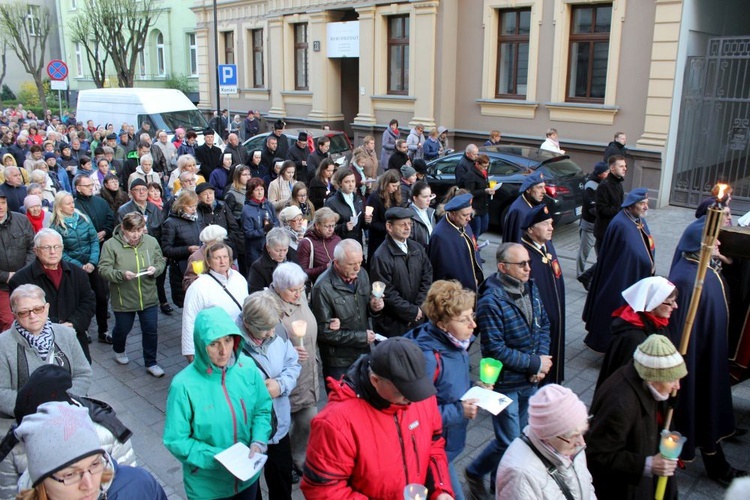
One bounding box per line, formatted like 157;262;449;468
98;212;166;377
405;280;479;500
164;307;273;500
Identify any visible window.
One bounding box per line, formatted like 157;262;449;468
496;8;530;98
74;42;83;77
25;6;41;36
156;32;165;76
567;3;611;102
138;51;146;78
188;33;198;76
387;15;409;95
71;0;77;9
252;29;264;88
223;31;234;65
294;23;308;90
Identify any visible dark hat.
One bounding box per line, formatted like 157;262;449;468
203;127;215;136
521;203;552;230
621;187;649;208
106;133;117;140
444;193;473;212
676;217;705;254
385;207;414;222
519;171;545;193
59;143;71;152
370;338;436;403
593;161;608;175
273;120;286;130
195;182;215;195
43;152;56;161
129;178;148;190
412;159;428;174
297;132;308;141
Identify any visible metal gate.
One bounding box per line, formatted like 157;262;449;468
671;36;750;214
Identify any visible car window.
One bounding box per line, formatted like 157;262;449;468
244;134;268;155
540;159;584;178
328;134;350;156
431;156;459;175
489;159;522;176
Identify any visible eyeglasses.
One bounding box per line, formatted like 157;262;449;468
503;260;532;268
320;224;336;229
661;300;678;308
37;244;63;252
556;432;585;445
50;455;106;486
454;314;476;325
15;305;46;318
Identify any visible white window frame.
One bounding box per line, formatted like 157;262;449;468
74;42;83;77
138;50;146;78
188;33;198;77
26;5;41;36
156;32;166;76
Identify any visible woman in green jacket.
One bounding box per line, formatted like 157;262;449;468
98;212;166;377
164;307;273;500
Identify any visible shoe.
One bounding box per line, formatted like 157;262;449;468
86;334;93;344
98;333;113;344
160;304;174;315
147;364;165;378
465;469;490;500
291;468;300;484
709;466;748;487
577;274;591;291
114;352;129;365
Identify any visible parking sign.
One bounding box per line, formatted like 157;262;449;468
218;64;238;94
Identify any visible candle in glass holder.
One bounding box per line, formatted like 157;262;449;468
488;180;498;200
371;281;386;298
191;260;205;275
291;319;307;347
479;358;503;385
655;430;686;500
404;484;427;500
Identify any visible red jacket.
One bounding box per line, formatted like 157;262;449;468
301;376;453;499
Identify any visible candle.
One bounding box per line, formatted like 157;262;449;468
365;206;374;216
488;180;497;189
479;358;503;385
291;319;307;347
404;484;427;500
191;260;205;275
655;430;686;500
371;281;385;298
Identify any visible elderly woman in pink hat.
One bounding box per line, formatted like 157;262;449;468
496;384;595;499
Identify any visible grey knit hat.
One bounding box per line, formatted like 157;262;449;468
400;164;417;179
15;401;104;486
633;335;687;382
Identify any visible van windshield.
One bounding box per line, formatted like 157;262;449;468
140;110;209;133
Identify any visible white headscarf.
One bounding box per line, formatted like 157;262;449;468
621;276;675;312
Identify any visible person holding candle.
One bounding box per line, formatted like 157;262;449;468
98;212;166;377
462;154;495;240
181;242;249;363
296;207;342;285
586;334;687;499
308;159;337;209
325;167;366;246
465;242;551;499
365;169;401;263
242;177;280;267
405;280;479;500
408;181;437;249
269;262;320;482
496;384;595;500
162;190;202;309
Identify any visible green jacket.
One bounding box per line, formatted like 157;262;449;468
98;226;166;312
163;307;273;499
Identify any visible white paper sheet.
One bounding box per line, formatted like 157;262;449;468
374;333;388;342
460;386;513;415
214;443;267;481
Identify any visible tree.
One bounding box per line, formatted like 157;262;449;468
72;0;160;88
0;2;51;110
68;15;109;88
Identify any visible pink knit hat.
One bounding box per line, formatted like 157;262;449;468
528;384;589;440
23;195;42;209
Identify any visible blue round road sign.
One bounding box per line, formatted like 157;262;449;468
47;60;68;81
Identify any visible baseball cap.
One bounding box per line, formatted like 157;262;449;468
370;338;436;402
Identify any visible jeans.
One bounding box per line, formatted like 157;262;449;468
576;221;596;277
448;460;466;500
112;305;158;367
290;406;318;471
466;384;537;487
470;213;489;239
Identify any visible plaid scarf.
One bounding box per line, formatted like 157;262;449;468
15;319;55;361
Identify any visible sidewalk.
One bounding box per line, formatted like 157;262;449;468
86;205;749;499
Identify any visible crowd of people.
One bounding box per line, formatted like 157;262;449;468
0;107;748;500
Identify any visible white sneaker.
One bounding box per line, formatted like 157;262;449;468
147;365;165;378
114;353;129;365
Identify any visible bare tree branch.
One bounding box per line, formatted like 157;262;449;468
68;15;109;87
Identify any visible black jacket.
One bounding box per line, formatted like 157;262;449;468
306;149;329;182
603;141;627;162
271;132;290;161
196;201;243;256
455;154;475;188
224;142;248;167
286;143;309;174
408;205;436;249
582;173;601;224
462;165;490;216
0;212;35;290
117;200;166;242
247;247;297;294
260;145;280;174
309;177;334;210
387;151;409;172
0;184;27;213
194;144;223;180
10;259;95;334
370;236;433;337
75;194;115;239
325;191;365;245
594;173;625;241
161;214;201;266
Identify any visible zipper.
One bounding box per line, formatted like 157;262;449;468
240;399;248;424
411;434;420;476
394;414;410;484
221;369;240;493
134;246;144;310
430;456;446;487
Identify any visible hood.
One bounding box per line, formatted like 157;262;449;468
192;307;247;375
478;272;505;295
409;127;421;136
111;225;138;247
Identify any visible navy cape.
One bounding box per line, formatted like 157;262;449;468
523;236;566;383
428;215;483;292
583;210;655;352
502;194;535;243
667;255;735;459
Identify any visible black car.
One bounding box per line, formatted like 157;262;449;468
242;128;353;166
426;146;586;233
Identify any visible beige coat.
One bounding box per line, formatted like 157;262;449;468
277;291;319;412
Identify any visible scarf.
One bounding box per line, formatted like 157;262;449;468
16;319;55;361
148;196;163;210
442;328;471;351
613;304;669;329
63;214;79;231
179;211;197;222
26;211;45;233
411;204;433;235
498;272;533;325
341;191;357;218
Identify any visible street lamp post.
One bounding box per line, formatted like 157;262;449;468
213;0;220;122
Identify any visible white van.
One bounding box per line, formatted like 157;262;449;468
76;88;222;147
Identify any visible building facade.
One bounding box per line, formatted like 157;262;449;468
192;0;750;210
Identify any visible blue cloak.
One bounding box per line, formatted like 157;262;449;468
583;210;655;352
502;194;535;243
523;236;566;384
428;215;484;292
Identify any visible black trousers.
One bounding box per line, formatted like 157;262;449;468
88;268;109;334
258;434;293;500
216;480;259;500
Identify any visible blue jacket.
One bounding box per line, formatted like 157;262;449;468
477;273;550;390
423;137;441;161
105;457;167;499
405;322;472;461
241;198;279;259
52;212;100;267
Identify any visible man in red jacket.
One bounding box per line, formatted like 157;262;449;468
302;337;455;499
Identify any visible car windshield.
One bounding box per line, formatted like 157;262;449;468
143;110;209;133
328;134;350;156
540;158;583;178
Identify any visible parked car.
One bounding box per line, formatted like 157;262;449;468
426;146;586;233
242;128;353;166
